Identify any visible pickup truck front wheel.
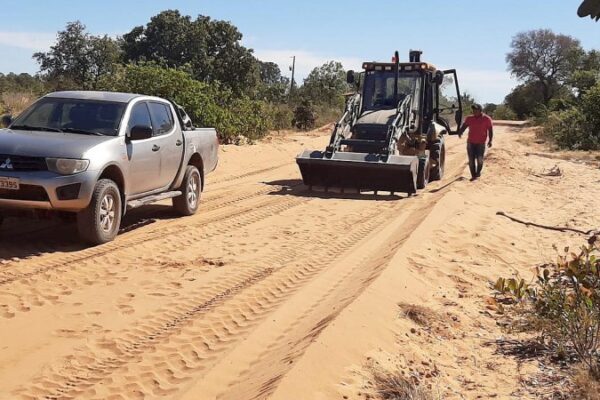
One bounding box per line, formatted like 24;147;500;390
77;179;122;245
173;165;202;216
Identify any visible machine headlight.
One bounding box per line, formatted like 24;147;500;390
46;158;90;175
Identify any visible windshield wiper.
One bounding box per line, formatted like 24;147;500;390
61;128;104;136
10;124;63;133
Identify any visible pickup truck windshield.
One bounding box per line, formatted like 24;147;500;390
362;71;420;111
12;98;126;136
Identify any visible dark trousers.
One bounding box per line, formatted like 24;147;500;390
467;142;486;178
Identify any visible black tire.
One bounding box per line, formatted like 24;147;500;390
77;179;122;245
429;142;445;182
417;155;431;190
173;165;202;216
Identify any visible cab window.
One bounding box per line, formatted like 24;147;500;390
127;102;152;134
148;102;174;136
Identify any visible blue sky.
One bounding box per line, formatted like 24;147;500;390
0;0;598;103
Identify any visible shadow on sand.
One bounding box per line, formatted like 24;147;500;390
263;179;407;201
0;204;180;260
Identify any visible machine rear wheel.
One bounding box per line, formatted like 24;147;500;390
417;155;431;189
429;142;445;181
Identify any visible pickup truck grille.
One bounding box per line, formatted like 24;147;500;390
0;154;48;171
0;184;49;201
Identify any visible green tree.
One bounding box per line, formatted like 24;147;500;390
300;61;348;108
34;21;121;90
97;62;273;143
121;10;260;95
505;82;547;118
506;29;583;104
256;61;289;103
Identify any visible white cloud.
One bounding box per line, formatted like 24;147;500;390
0;31;55;51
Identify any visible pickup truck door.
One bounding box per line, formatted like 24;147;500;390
147;102;184;189
126;101;162;195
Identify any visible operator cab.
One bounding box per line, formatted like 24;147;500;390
347;51;463;143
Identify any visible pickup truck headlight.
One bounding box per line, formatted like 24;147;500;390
46;158;90;175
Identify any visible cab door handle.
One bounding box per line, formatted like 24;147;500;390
175;139;183;146
152;144;160;152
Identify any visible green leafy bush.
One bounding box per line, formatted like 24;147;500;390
493;105;518;120
97;63;272;143
542;82;600;150
495;236;600;377
292;100;316;130
267;104;293;131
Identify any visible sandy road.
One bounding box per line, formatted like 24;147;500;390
1;125;585;399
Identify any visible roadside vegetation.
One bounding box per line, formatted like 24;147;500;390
0;11;350;142
494;235;600;398
498;29;600;150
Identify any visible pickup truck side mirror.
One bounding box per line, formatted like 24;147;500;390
129;125;153;141
1;114;13;128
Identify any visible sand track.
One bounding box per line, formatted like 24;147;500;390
2;126;592;399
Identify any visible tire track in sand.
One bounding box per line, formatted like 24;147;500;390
16;198;405;399
0;193;310;319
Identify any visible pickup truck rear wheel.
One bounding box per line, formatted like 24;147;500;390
173;165;202;216
77;179;122;245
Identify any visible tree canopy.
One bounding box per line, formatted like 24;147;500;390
34;21;121;90
299;61;348;108
506;29;583;104
121;10;260;95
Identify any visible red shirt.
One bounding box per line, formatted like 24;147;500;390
464;114;493;144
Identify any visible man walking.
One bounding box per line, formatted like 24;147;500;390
458;103;493;180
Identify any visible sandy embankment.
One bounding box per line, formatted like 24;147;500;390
0;123;598;399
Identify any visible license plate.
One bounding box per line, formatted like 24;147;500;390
0;177;19;190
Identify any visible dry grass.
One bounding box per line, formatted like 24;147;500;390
571;367;600;400
1;92;35;116
370;368;433;400
398;303;436;327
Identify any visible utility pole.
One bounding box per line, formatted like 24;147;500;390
289;55;296;97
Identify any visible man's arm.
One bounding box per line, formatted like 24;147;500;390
458;122;468;138
487;126;494;147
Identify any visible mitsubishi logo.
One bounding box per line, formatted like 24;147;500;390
0;158;13;169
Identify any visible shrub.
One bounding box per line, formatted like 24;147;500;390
292;99;316;130
97;62;272;143
543;108;599;150
542;82;600;150
495;236;600;377
493;105;518;121
267;104;293;131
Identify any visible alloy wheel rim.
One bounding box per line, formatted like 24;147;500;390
187;173;199;208
99;193;116;232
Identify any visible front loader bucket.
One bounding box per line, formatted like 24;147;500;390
296;150;418;194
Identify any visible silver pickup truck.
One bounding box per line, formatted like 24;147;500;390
0;91;218;244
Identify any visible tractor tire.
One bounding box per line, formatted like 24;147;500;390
77;179;122;245
173;165;202;216
429;141;446;182
417;156;431;190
